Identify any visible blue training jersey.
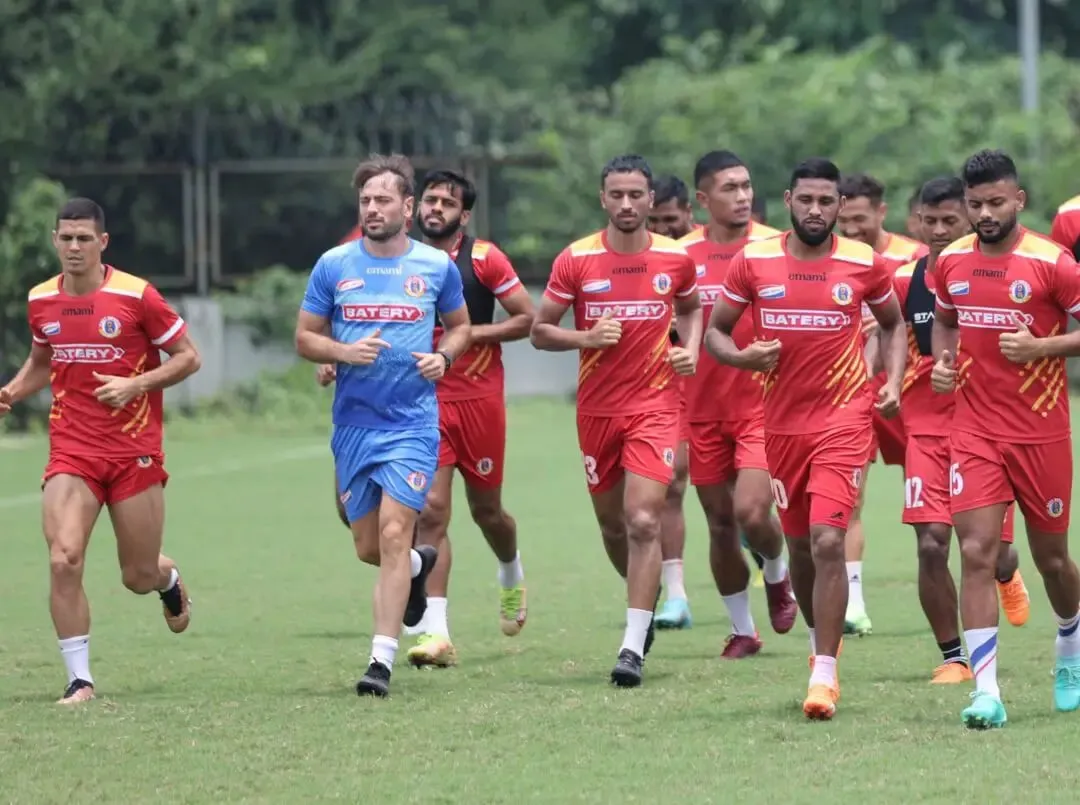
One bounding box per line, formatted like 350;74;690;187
301;238;466;430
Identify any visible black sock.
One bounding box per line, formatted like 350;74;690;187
938;637;966;665
752;552;766;571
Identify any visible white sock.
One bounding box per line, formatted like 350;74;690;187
1056;610;1080;659
497;552;525;589
425;597;450;639
620;608;653;657
762;553;787;585
158;567;179;592
662;559;687;601
964;627;1000;698
808;655;838;688
808;627;817;656
58;635;93;685
846;561;865;611
721;588;756;636
370;635;399;671
409;549;423;578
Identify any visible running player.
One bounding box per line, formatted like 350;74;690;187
402;169;533;667
677;150;796;656
836;172;929;636
531;154;702;686
647;175;696;630
295;154;471;697
1050;194;1080;259
931;149;1080;728
707;157;908;719
0;198;198;704
894;176;1029;685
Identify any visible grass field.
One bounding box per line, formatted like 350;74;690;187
1;398;1077;804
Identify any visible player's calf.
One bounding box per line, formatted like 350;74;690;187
1026;529;1080;712
733;475;797;635
467;490;528;637
914;523;968;680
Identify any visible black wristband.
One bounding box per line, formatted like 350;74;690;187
438;350;453;371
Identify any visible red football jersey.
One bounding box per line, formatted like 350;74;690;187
1051;194;1080;258
721;234;895;435
544;231;698;417
934;229;1080;444
434;238;522;401
878;232;929;271
679;221;781;423
27;266;187;458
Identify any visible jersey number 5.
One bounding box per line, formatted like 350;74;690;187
949;463;964;497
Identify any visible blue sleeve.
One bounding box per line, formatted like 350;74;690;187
436;254;466;315
301;256;336;318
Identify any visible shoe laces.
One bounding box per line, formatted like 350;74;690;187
499;586;523;615
1055;664;1080;688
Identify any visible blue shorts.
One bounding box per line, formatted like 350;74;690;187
332;425;439;523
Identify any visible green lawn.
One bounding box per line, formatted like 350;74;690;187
0;399;1076;803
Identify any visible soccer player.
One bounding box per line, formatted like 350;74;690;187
295;154;471;697
676;150;797;656
707;157;908;719
894;176;1029;685
1050;193;1080;259
836;172;929;637
0;198;199;704
647;175;697;239
646;175;696;629
401;169;534;667
931;149;1080;728
531;154;702;687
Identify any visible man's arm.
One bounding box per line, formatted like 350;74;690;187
673;291;702;357
930;305;960;362
435;305;471;361
530;297;593;351
2;342;53;402
131;333;201;393
296;310;349;363
472;287;535;345
868;295;906;388
704;298;754;368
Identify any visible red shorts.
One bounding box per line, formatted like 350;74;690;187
872;409;906;467
43;453;169;506
688;415;768;487
766;426;875;537
578;409;680;494
950;430;1072;534
679;395;691;443
903;433;1016;542
438;394;506;489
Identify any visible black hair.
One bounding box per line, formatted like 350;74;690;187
752;195;767;220
919;176;965;207
653;175;690;207
419;169;477;211
961;149;1019;187
57;197;106;230
693;150;746;189
837;173;885;205
601;154;654;190
788;158;840;191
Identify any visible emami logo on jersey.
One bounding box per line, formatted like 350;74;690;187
341;304;425;322
41;321;61;337
757;285;786;300
52;344;125;363
697;285;723;304
947;281;970;296
582;279;612;294
584;301;667;320
336;278;365;292
761;308;851;331
956;306;1034;330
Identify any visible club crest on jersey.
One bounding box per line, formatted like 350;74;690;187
406;472;428;492
1048;498;1065;518
403;275;427;297
582;279;612;294
830;282;854;306
336;278;365;292
41;321;61;337
652;273;673;295
136;456;153;468
476;457;494;476
1009;279;1032;303
851;467;863;490
757;284;786;300
98;315;122;339
947;281;970;296
662;447;675;467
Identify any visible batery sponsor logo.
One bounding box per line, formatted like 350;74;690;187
955;306;1034;330
584;301;667;320
760;308;851;331
52;344;125;363
341;304;425;322
336;278;365;292
697;285;723;303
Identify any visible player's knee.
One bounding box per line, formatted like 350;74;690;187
625;506;661;544
733;496;771;534
468;499;505;533
1029;535;1070;577
48;542;85;581
958;533;997;574
418;494;450;534
703;507;736;543
120;563;160;594
379;518;413;558
809;527;845;562
915;526;950;567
